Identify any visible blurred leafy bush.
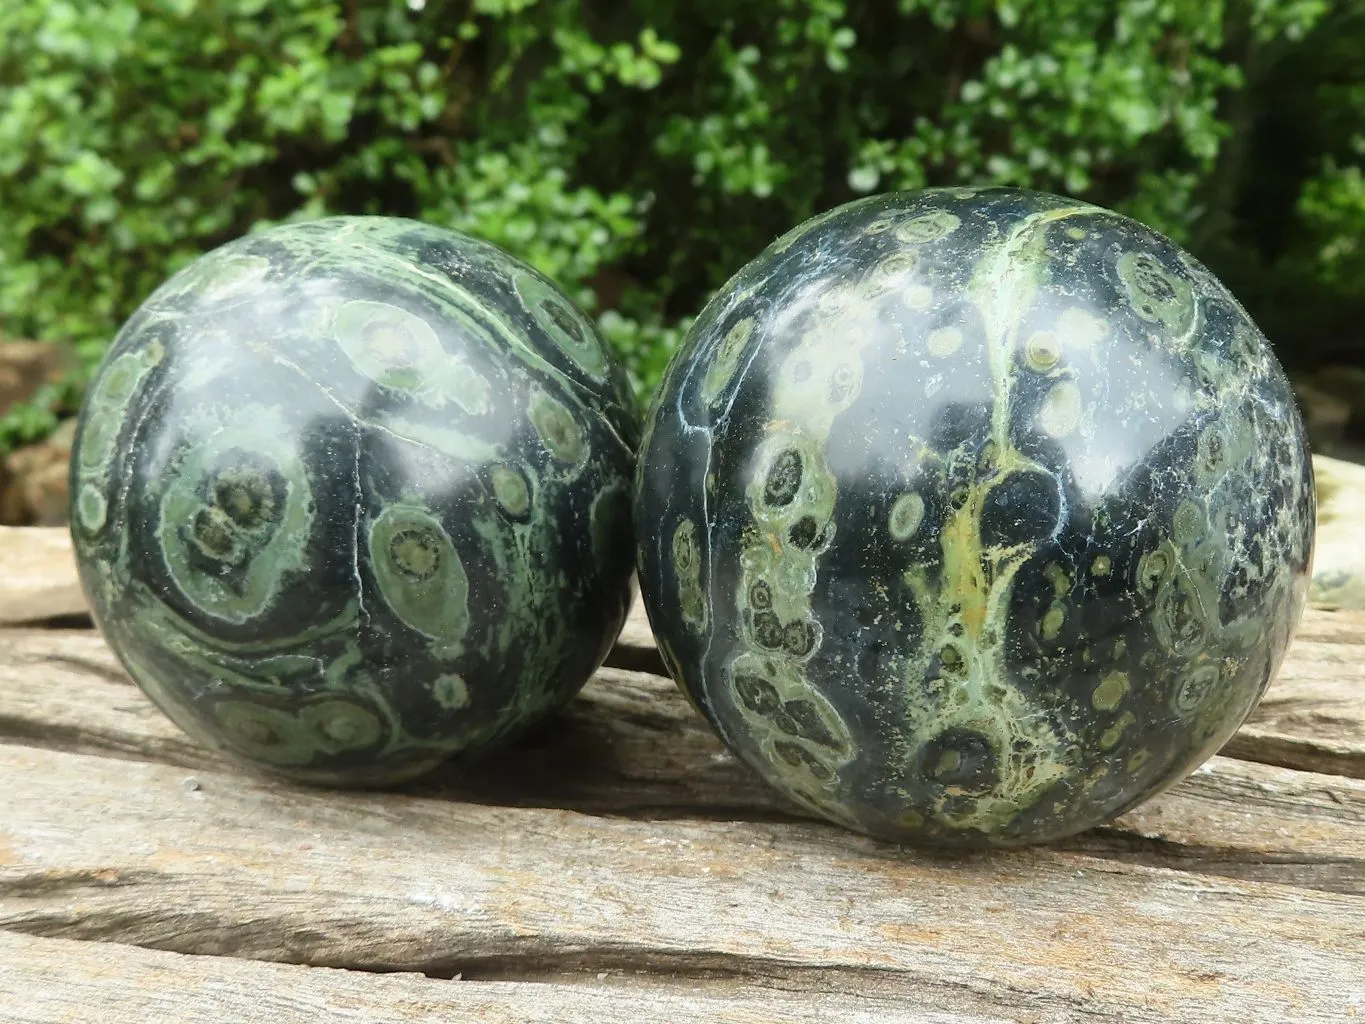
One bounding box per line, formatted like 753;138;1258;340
1;0;1362;450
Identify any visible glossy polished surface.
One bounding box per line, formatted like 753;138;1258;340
71;216;639;786
635;188;1315;846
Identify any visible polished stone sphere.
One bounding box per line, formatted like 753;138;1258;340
71;216;639;786
635;187;1315;846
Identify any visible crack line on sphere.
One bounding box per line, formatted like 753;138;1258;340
259;349;497;466
683;276;776;707
577;390;636;461
348;240;629;451
352;422;369;627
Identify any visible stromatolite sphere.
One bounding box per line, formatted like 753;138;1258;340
635;187;1315;846
70;216;639;786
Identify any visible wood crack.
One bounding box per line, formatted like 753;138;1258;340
1062;829;1365;896
0;738;1360;1020
0;913;1301;1022
0;929;1146;1024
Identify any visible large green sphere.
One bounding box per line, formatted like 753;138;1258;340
71;216;639;786
635;187;1315;847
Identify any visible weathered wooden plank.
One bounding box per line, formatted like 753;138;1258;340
1312;454;1365;610
1069;758;1365;895
0;628;791;818
0;527;85;626
2;626;1364;895
1223;607;1365;778
7;608;1364;789
5;516;1363;773
1;745;1363;1023
0;932;1029;1024
609;596;666;674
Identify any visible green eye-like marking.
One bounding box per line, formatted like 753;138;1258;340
157;404;314;624
213;701;312;766
889;492;926;541
74;341;165;535
529;388;586;465
432;673;470;710
389;528;443;580
191;506;246;563
76;483;108;533
672;518;707;632
515;270;608;379
368;503;470;654
70;214;641;789
1116;250;1195;333
1174;664;1219;714
491;463;532;518
1025;331;1061;372
334;299;439;388
702;317;755;406
212;461;283;533
299;700;383;753
332;298;492;415
895;210;961;245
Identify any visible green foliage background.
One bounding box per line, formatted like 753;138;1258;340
1;0;1362;449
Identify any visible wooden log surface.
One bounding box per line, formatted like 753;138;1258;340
0;526;86;626
0;930;1027;1024
1;526;1363;1021
1312;454;1365;610
2;626;1364;894
3;743;1364;1023
1219;607;1365;777
1;519;1361;780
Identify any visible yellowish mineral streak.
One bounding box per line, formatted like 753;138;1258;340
895;206;1094;834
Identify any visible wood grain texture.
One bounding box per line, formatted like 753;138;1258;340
0;527;85;626
2;625;1364;897
609;596;666;675
1222;607;1365;778
1;744;1362;1023
3;526;1365;1022
4;606;1363;795
3;522;1361;778
0;628;792;819
0;931;1027;1024
1312;454;1365;610
1070;758;1365;895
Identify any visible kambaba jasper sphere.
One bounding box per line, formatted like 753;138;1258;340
71;216;639;786
635;187;1315;847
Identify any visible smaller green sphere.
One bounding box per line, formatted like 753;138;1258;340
71;216;640;786
634;187;1315;847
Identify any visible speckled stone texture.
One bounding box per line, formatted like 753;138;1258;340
635;187;1316;847
70;216;639;786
